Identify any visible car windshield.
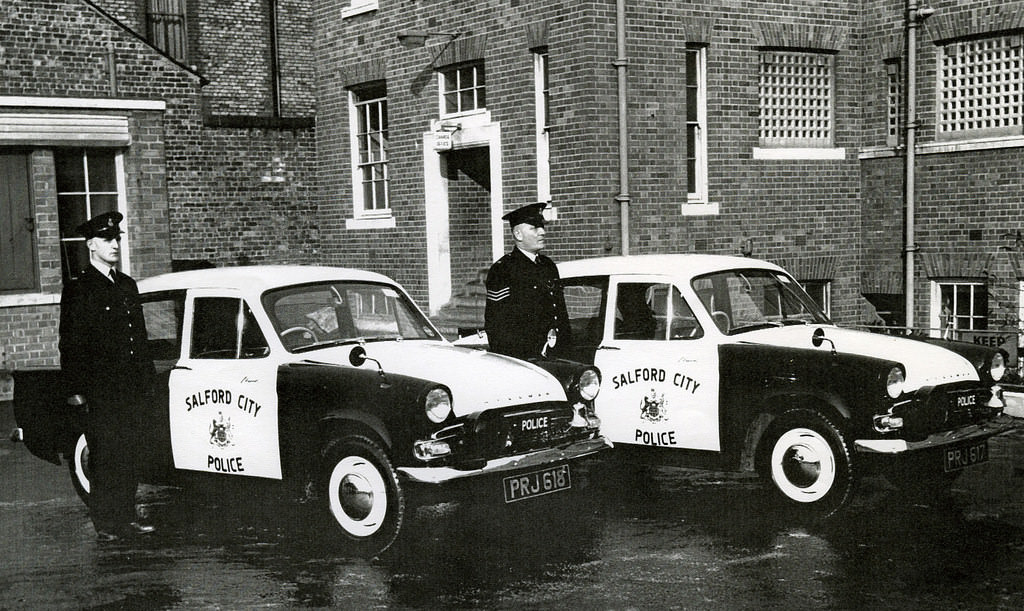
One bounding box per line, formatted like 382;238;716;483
262;281;442;352
691;268;830;335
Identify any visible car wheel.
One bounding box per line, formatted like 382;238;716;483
67;433;91;504
757;409;855;514
321;436;404;555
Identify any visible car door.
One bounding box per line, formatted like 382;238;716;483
589;276;721;451
168;288;283;480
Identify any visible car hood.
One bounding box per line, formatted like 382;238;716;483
733;325;979;390
314;341;567;415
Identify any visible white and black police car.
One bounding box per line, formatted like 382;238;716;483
549;254;1017;513
13;266;607;553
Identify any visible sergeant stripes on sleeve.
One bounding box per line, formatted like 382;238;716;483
487;287;511;302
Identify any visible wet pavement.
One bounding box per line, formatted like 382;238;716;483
5;400;1024;609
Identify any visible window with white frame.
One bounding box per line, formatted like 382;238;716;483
885;59;901;147
348;81;389;218
534;49;551;203
342;0;377;18
938;34;1023;140
758;50;835;147
685;45;708;203
800;280;831;316
440;61;486;116
55;149;125;283
935;281;989;334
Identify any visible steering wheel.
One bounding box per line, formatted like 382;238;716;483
710;311;731;333
280;326;319;346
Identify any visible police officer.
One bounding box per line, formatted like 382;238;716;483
485;202;571;360
59;211;156;541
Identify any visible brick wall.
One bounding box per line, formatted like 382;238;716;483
316;0;868;323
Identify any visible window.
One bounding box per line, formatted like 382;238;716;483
938;34;1023;140
55;149;124;283
685;46;708;203
0;151;36;292
534;49;551;203
885;59;901;147
936;281;989;334
440;61;486;116
614;283;703;341
146;0;187;61
142;291;186;364
190;297;268;359
342;0;377;18
801;280;832;316
349;82;389;217
758;51;835;147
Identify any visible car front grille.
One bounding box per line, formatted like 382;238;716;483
461;402;580;459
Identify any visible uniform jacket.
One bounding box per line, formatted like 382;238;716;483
59;265;154;400
485;248;571;361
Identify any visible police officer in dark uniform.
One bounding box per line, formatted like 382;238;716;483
59;211;156;541
485;202;571;361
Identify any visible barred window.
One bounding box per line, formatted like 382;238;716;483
685;46;708;202
534;49;551;203
440;61;486;116
938;282;988;332
938;34;1023;139
349;82;389;216
759;51;834;147
886;60;901;147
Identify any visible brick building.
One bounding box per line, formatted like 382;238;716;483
316;0;1024;348
0;0;315;371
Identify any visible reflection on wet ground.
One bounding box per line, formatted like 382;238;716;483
5;429;1024;608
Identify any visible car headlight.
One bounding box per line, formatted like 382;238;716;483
988;352;1006;383
577;368;601;401
886;366;905;399
425;387;452;423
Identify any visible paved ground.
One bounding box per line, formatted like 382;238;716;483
5;401;1024;609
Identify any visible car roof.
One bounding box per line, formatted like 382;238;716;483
137;265;396;294
558;254;786;279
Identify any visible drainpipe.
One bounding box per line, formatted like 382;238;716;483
614;0;630;255
904;1;934;330
268;0;282;117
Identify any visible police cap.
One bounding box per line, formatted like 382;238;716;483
502;202;547;228
77;211;124;240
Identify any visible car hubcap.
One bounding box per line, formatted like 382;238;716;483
328;456;387;537
771;428;836;502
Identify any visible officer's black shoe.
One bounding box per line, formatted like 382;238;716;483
127;522;155;535
96;530;120;542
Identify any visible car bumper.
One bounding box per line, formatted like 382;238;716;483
397;436;612;484
854;414;1019;454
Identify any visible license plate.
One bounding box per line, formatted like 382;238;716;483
502;464;571;503
943;440;989;472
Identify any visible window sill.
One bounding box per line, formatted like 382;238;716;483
680;201;720;216
345;216;396;230
858;134;1024;160
0;293;60;308
342;1;378;18
752;147;846;160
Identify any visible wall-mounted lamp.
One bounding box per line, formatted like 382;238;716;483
396;30;461;49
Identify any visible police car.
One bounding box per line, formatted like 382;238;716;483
554;254;1018;513
13;266;607;553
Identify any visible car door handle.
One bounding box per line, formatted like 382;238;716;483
172;365;192;371
597;345;620;351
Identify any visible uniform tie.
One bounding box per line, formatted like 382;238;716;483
108;269;116;283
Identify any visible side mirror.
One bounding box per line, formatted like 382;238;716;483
811;327;826;347
349;345;368;367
